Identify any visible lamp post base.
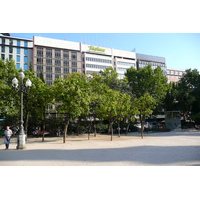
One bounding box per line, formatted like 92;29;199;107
16;134;26;149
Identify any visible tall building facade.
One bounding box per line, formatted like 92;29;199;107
32;36;136;84
166;68;185;82
136;53;167;74
0;34;33;70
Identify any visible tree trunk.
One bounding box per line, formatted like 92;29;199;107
110;122;113;141
93;116;97;137
139;114;144;139
126;122;130;136
117;120;120;137
63;119;69;143
42;122;45;142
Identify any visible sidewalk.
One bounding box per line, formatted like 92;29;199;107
0;130;200;166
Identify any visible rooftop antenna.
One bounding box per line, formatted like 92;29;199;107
131;48;136;52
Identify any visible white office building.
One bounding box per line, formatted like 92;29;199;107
0;34;33;70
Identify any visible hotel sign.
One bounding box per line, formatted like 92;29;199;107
89;45;106;53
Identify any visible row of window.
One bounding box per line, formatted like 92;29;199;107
37;70;78;80
1;46;28;55
117;67;128;72
17;55;28;63
167;70;183;76
36;48;77;60
36;59;77;67
117;61;135;67
1;38;28;47
86;57;112;64
139;61;165;67
36;66;75;73
16;63;28;70
1;54;28;62
86;64;109;69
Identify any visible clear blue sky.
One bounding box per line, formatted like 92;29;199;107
11;33;200;71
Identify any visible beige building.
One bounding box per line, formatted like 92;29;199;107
166;68;185;83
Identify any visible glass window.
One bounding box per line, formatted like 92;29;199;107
55;67;61;73
46;59;52;65
24;56;28;63
55;49;61;58
9;55;12;60
37;47;43;57
9;47;13;53
17;40;20;46
24;64;28;70
1;54;5;60
46;48;52;58
9;39;13;45
1;46;5;52
16;63;20;69
17;48;20;54
63;60;69;66
17;55;20;62
24;41;28;47
55;59;61;66
72;61;77;67
2;38;5;44
46;66;52;72
24;49;28;55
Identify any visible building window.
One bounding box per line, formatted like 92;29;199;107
72;69;77;73
17;48;20;54
17;55;20;62
2;38;5;44
9;55;12;60
55;59;61;66
17;40;20;46
55;49;61;58
37;58;43;64
46;66;52;72
46;74;52;80
24;41;28;47
63;68;69;74
16;63;20;69
1;54;5;60
71;52;77;60
55;67;61;73
63;60;69;66
24;49;28;55
46;48;52;58
63;51;69;60
37;65;43;71
9;47;13;53
46;59;52;65
37;47;43;57
55;74;61;79
24;64;28;70
72;61;77;68
1;46;5;52
9;39;13;45
24;56;28;63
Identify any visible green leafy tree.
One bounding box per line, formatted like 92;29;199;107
176;69;200;121
133;94;156;138
0;59;19;126
125;65;168;138
52;73;91;143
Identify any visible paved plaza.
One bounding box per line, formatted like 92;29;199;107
0;130;200;166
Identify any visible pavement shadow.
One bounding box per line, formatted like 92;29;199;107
0;145;200;166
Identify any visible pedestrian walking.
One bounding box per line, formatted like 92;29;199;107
4;126;13;150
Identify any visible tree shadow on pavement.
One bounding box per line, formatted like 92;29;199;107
0;145;200;166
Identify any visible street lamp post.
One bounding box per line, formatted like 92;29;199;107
12;72;32;149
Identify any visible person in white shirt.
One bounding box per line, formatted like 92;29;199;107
4;126;13;150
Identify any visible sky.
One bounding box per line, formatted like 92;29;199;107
10;33;200;71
